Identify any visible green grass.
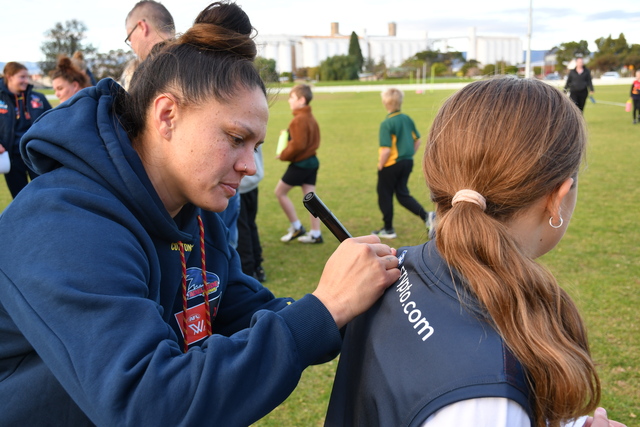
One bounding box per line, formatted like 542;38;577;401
2;83;637;425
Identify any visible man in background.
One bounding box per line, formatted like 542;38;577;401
121;1;175;89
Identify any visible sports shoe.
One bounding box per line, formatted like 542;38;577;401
372;228;397;239
297;233;324;244
426;211;436;240
280;225;306;242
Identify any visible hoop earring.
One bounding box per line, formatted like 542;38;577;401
549;215;564;229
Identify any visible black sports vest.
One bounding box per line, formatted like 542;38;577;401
325;241;533;427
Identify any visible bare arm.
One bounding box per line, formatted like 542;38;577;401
414;138;421;154
378;147;391;171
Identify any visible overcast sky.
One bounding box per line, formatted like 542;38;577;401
2;0;639;63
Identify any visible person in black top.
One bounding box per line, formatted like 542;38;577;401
564;57;594;112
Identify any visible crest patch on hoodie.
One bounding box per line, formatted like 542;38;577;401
30;95;44;109
174;267;222;346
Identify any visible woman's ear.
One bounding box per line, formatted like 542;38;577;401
546;177;574;219
152;94;177;140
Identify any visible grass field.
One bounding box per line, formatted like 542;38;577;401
1;82;638;425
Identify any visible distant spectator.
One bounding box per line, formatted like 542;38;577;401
630;70;640;124
564;57;594;113
0;62;51;198
50;55;90;104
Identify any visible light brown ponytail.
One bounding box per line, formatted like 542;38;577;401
424;77;600;426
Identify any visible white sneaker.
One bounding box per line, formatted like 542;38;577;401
280;225;306;242
372;228;397;239
297;233;324;244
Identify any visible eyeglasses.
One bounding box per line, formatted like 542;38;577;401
124;20;144;46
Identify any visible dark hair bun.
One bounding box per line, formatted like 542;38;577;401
179;1;256;60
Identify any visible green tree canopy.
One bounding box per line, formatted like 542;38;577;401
590;53;620;73
348;31;364;72
39;20;96;76
594;33;629;57
319;55;359;81
254;57;278;83
591;33;632;72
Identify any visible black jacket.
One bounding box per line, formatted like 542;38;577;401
565;67;594;93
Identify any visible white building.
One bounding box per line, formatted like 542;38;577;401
256;24;522;74
430;27;523;66
256;23;428;74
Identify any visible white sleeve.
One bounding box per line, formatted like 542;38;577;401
419;398;590;427
420;398;530;427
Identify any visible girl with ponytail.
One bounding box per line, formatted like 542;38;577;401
326;77;616;427
0;2;400;425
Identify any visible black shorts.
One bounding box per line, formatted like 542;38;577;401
282;164;318;186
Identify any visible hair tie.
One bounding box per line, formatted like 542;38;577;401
451;189;487;211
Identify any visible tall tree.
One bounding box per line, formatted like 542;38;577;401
348;31;364;72
320;55;359;81
594;33;629;57
40;20;96;76
592;33;629;71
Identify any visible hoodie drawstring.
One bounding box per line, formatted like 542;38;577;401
179;215;212;353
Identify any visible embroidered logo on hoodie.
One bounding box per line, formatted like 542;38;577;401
174;267;222;346
30;95;44;109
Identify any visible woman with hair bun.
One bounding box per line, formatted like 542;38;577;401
326;77;618;427
0;2;400;425
50;55;90;103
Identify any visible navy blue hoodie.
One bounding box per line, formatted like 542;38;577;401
0;79;342;426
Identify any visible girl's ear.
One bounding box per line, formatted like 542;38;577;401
545;177;574;219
